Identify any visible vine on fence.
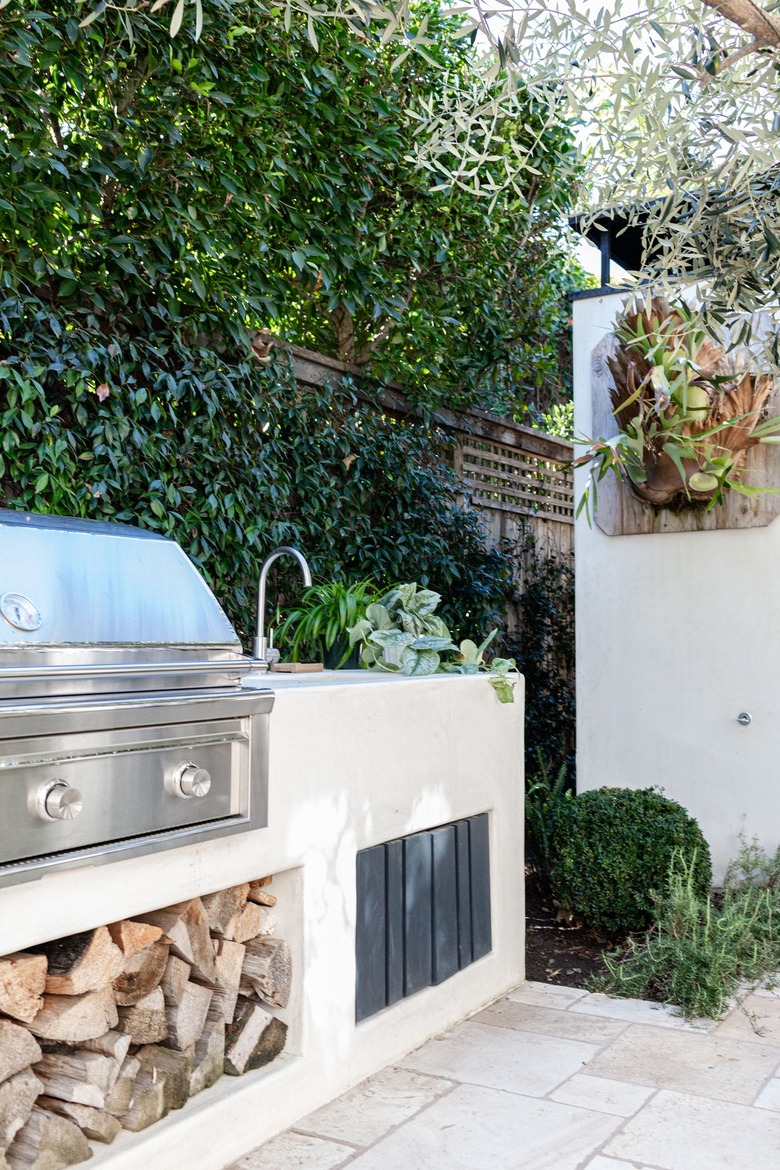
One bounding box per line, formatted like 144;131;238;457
504;521;575;781
0;328;514;646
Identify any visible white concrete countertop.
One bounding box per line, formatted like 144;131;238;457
246;667;406;688
246;667;510;689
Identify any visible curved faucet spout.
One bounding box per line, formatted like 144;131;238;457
253;546;312;664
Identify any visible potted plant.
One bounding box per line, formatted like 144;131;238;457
275;578;378;669
577;296;780;520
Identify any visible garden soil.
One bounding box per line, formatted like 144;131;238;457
524;869;613;987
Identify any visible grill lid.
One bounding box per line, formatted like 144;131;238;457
0;511;250;699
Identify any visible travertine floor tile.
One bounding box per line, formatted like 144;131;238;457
399;1020;599;1097
570;993;701;1030
754;1077;780;1111
474;999;625;1045
507;981;588;1009
551;1071;655;1116
605;1088;780;1169
712;992;780;1046
345;1083;620;1170
230;1131;355;1170
585;1023;780;1103
295;1066;453;1147
583;1158;660;1170
754;986;780;999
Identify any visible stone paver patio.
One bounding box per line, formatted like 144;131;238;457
226;981;780;1170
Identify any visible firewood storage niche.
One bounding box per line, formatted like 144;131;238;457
0;873;295;1168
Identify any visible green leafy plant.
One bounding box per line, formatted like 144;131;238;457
550;787;712;936
576;298;780;522
525;753;573;878
349;584;457;676
349;583;516;699
503;523;574;777
596;839;780;1020
442;630;517;703
275;578;378;668
0;0;579;421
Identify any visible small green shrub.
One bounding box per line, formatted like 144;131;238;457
595;840;780;1019
550;787;711;935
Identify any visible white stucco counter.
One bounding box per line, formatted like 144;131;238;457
0;670;525;1170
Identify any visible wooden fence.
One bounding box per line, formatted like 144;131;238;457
289;345;574;565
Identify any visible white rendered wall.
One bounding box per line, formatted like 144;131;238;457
0;671;524;1170
574;291;780;882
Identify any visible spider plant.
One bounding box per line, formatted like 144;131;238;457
275;578;378;668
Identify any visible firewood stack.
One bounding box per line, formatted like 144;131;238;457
0;877;289;1168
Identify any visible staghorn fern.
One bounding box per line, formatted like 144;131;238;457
577;296;780;518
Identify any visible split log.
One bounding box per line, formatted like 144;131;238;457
246;889;277;907
201;885;250;935
0;954;47;1024
136;1047;192;1112
241;938;292;1009
34;1051;119;1104
115;1065;168;1133
224;903;263;944
211;940;245;1025
224;1001;287;1076
255;908;277;937
32;928;124;997
117;987;167;1045
79;1032;130;1065
113;940;169;1006
160;956;190;1006
249;877;272;888
0;1022;41;1085
37;1099;120;1146
188;1006;224;1097
106;921;163;961
103;1057;139;1118
134;901;216;983
0;1071;41;1151
5;1107;92;1170
164;982;212;1052
28;987;118;1044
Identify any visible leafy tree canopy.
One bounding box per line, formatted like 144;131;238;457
93;0;777;346
0;0;581;416
433;0;780;347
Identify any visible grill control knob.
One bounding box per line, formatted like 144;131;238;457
36;781;83;822
172;763;212;799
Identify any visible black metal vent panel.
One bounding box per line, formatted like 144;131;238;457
355;813;492;1022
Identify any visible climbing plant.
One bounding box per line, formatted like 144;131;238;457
0;0;580;419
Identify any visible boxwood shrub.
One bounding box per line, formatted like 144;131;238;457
549;787;712;936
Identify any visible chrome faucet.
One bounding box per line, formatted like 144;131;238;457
252;546;312;667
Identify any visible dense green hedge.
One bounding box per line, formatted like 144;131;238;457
550;788;712;935
0;0;579;418
0;321;513;643
0;0;551;647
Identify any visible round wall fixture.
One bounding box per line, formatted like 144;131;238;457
0;592;42;632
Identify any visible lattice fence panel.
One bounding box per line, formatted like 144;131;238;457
460;438;574;523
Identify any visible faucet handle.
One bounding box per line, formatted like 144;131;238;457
266;646;281;667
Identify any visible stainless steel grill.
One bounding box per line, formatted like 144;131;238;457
0;510;273;887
